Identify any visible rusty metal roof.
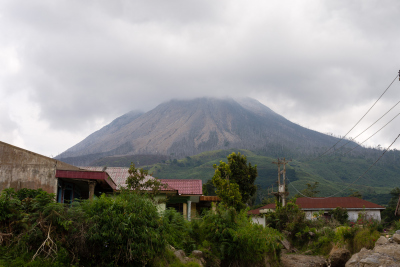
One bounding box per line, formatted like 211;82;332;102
296;197;385;210
200;196;221;202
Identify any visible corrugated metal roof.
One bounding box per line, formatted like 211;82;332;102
56;170;116;190
159;179;203;195
81;167;134;188
80;167;201;194
248;197;385;215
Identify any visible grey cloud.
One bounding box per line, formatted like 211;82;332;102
1;0;400;154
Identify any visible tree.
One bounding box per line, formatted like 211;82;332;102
348;189;362;199
381;187;400;223
125;163;165;198
295;182;320;198
202;179;217;196
212;152;257;209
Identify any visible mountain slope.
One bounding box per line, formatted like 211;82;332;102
56;97;348;165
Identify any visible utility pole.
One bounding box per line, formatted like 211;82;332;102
270;158;291;206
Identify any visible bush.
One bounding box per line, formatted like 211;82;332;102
161;208;195;253
329;207;349;225
79;191;167;266
0;188;168;266
196;204;282;266
265;200;308;246
353;228;380;253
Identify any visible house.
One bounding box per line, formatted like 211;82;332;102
248;197;385;227
81;167;219;220
0;141;219;218
0;141;116;203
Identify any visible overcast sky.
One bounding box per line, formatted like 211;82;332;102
1;0;400;157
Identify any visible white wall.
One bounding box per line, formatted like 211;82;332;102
348;210;381;222
251;215;265;227
305;209;382;222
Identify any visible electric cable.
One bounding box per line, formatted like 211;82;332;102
342;111;400;156
304;73;399;163
335;99;400;151
288;133;400;199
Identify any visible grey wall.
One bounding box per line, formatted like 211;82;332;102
0;141;80;194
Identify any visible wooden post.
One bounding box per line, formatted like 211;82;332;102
183;203;188;219
88;181;97;200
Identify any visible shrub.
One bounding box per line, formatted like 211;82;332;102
353;228;380;253
0;188;169;266
196;204;282;266
161;208;195;253
329;207;349;225
265;200;308;246
79;191;167;266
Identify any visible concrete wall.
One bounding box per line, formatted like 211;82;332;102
251;215;266;227
305;210;382;222
348;210;382;222
0;141;79;195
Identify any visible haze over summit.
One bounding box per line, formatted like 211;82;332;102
1;1;400;156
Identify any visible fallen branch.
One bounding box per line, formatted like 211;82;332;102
32;224;58;262
0;232;13;245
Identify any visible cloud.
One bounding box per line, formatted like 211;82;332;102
1;0;400;155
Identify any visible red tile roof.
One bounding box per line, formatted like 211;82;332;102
159;179;203;195
248;197;385;215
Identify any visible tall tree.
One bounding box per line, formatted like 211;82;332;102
212;152;257;209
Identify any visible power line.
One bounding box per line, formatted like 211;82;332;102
342;111;400;156
289;133;400;199
304;72;399;163
335;101;400;152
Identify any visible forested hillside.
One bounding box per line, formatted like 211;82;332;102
136;149;398;205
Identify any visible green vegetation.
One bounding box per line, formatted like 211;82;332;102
193;204;282;267
212;152;257;205
294;181;320;198
211;152;257;210
0;188;283;266
381;187;400;224
134;149;397;205
0;188;167;266
329;207;349;225
126;162;166;197
264;200;386;256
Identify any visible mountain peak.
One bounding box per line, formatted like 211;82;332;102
56;97;339;165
